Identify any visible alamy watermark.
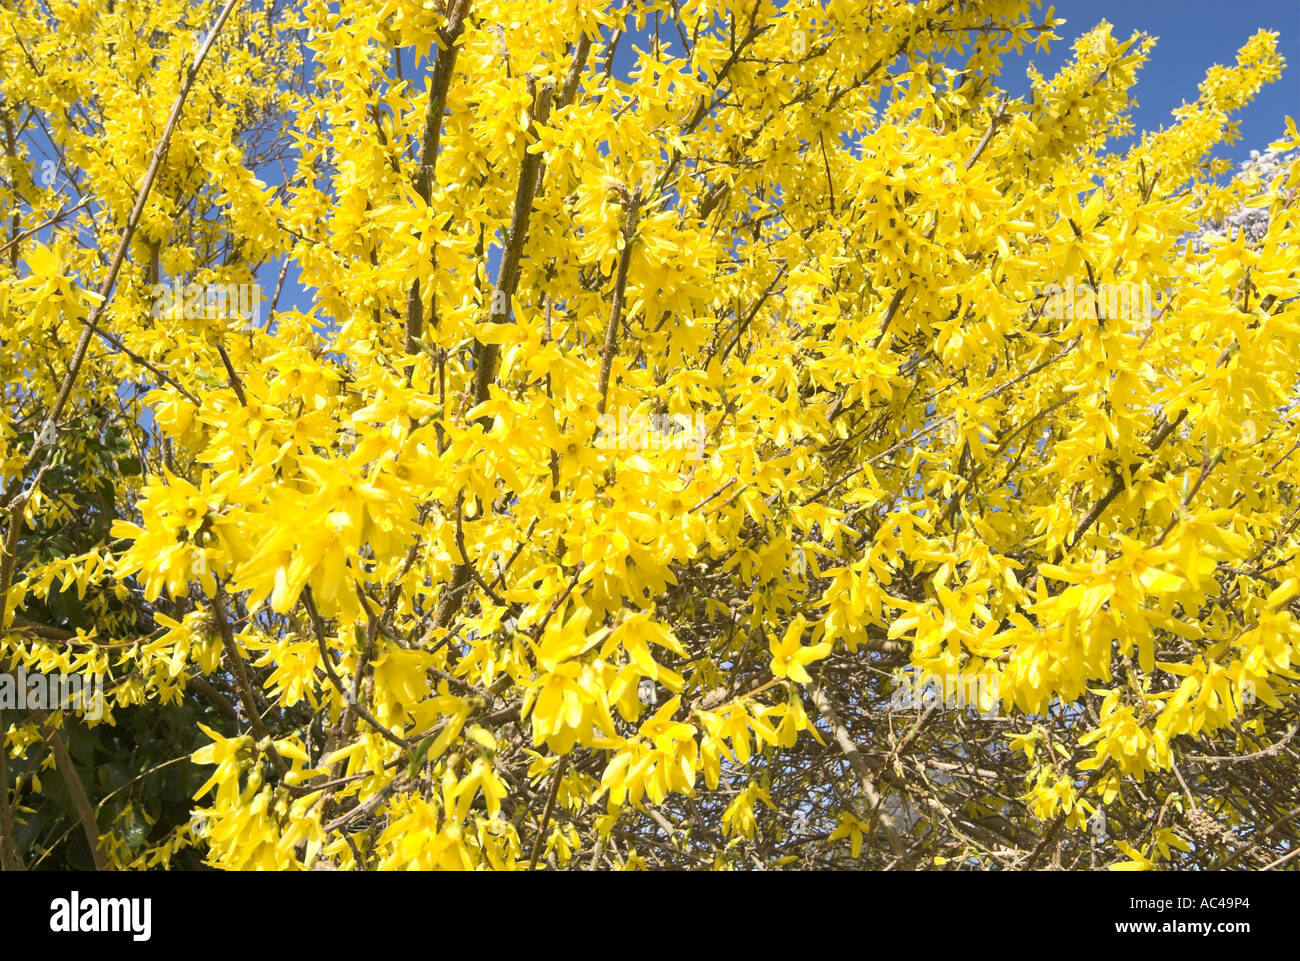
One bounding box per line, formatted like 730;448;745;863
1042;277;1155;322
50;891;151;941
0;668;104;720
594;407;709;461
151;281;262;328
890;667;1002;720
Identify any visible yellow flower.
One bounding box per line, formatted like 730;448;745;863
768;616;831;685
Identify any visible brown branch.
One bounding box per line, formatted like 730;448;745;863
807;681;902;856
471;76;555;420
186;673;241;727
212;589;288;778
0;1;243;869
528;755;570;869
0;712;19;870
4;0;241;497
303;590;412;753
596;199;640;414
404;0;472;354
46;724;107;870
0;197;92;255
429;59;581;631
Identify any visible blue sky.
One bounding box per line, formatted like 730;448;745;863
603;1;1299;161
1002;1;1300;162
262;1;1300;319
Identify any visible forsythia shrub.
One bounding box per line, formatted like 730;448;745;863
2;0;1299;871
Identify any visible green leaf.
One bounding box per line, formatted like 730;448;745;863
406;732;437;778
124;809;148;850
192;370;223;388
